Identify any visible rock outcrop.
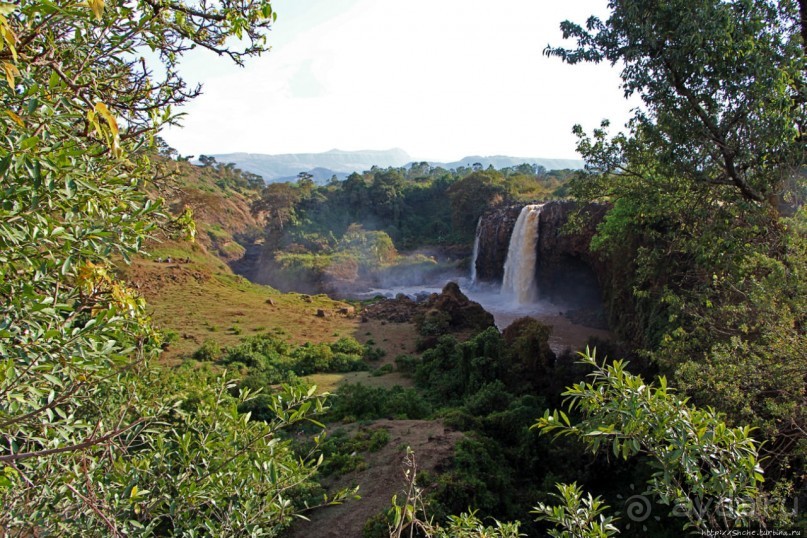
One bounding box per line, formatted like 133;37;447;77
422;281;495;332
534;201;608;305
362;282;495;333
473;205;523;282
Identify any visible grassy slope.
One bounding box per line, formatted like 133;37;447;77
120;159;417;390
119;159;456;537
124;245;359;364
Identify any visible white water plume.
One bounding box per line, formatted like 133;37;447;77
501;204;543;304
470;217;482;285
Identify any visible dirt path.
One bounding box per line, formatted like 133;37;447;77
287;420;462;538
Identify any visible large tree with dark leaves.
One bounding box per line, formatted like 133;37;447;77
548;0;805;516
550;0;805;209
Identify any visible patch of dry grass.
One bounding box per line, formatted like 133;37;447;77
305;370;412;395
121;243;361;364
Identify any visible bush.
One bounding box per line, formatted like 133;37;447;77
416;329;508;404
326;384;433;422
368;429;391;452
415;309;452;337
218;334;366;380
331;336;365;355
193;339;222;361
363;511;393;538
371;364;394;377
221;334;291;369
363;344;386;361
315;427;391;478
462;381;513;417
394;354;420;375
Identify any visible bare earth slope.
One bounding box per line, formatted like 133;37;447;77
288;420;463;538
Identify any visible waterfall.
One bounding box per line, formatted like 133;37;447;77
501;204;543;304
470;217;482;285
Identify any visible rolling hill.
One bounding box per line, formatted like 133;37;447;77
209;148;585;184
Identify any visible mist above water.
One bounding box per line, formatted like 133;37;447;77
355;276;607;353
355;203;608;352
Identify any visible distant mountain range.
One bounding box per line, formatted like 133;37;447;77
209;148;584;184
429;155;585;173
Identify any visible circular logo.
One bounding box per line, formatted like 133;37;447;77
625;494;652;522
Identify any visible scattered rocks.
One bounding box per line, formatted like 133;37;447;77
362;282;495;333
153;256;192;264
362;294;418;323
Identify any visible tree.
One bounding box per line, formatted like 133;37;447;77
369;169;406;230
199;154;218;167
535;350;766;532
244;170;266;190
446;170;507;237
296;171;315;196
338;224;398;265
549;0;806;502
342;171;370;220
549;0;806;210
253;182;302;231
0;0;347;533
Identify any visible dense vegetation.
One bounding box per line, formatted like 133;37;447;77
554;0;806;520
246;164;575;293
0;1;356;534
254;165;573;249
319;0;807;534
1;0;804;536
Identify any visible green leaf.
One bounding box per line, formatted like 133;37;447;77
61;255;73;275
42;373;63;387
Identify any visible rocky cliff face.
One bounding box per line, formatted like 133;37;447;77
534;201;608;305
474;205;523;282
474;201;609;305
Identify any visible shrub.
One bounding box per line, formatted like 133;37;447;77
415;309;451;337
326;384;433;422
331;336;365;355
394;354;420;375
193;339;222;361
363;345;387;361
368;429;391;452
371;364;394;377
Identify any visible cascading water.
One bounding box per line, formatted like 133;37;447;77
470;217;482;285
501;204;543;304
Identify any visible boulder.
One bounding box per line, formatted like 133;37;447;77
361;282;495;333
421;282;495;332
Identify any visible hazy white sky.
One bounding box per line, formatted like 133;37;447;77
161;0;635;162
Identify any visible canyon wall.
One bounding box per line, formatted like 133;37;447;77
475;201;609;305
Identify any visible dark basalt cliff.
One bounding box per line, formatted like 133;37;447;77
474;201;609;305
474;205;523;282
